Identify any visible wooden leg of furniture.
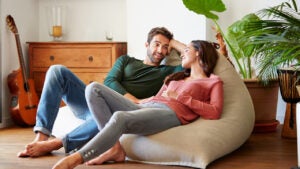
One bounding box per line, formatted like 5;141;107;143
282;103;297;139
293;103;300;169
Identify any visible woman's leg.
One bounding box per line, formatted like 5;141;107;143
85;82;141;130
61;82;141;153
52;107;180;168
80;106;180;162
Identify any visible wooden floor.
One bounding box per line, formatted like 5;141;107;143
0;125;297;169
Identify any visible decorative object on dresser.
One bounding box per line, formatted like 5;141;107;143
27;42;127;97
6;15;39;126
47;5;66;41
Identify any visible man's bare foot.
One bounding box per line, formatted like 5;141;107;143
18;138;63;158
26;138;63;157
18;132;50;157
17;150;30;157
52;152;83;169
86;142;126;165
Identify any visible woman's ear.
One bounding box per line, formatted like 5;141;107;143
196;51;200;57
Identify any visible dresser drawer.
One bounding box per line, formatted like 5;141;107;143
33;71;107;95
28;42;127;97
31;47;112;68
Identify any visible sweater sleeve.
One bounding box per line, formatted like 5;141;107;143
176;81;223;119
104;55;128;95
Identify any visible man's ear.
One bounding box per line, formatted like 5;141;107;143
145;42;149;48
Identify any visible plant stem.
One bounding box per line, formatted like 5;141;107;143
213;20;248;78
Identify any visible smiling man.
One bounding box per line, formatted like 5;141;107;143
104;27;184;103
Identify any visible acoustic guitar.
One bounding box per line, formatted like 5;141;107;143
6;15;39;126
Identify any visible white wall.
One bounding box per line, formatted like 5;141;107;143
38;0;127;42
126;0;206;60
0;0;39;128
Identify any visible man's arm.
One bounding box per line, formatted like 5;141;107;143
104;55;142;103
169;39;186;54
104;55;129;95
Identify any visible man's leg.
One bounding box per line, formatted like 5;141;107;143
19;65;91;157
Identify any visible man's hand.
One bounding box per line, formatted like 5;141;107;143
123;93;140;103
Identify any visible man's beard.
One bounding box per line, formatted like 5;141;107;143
147;51;164;64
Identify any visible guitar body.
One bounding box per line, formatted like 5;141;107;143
7;68;39;126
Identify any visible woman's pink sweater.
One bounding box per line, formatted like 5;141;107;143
149;74;223;124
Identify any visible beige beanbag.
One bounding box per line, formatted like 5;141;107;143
120;55;255;168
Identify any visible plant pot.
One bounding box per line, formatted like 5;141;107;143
244;79;279;133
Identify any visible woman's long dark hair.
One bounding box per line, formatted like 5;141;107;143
164;40;219;85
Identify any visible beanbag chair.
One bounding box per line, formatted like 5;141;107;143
120;55;255;168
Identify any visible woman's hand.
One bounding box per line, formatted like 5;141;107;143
138;96;154;104
162;90;178;99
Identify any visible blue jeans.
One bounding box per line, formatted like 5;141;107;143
33;65;99;153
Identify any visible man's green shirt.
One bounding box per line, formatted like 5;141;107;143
104;55;183;99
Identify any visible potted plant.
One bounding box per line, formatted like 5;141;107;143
182;0;280;132
238;0;300;138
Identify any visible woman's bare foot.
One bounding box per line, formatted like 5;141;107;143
86;142;126;165
18;132;49;157
52;152;83;169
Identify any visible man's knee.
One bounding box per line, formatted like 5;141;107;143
48;64;66;73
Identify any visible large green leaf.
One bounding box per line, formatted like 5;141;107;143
227;14;261;58
182;0;226;20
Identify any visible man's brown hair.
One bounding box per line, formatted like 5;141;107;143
147;27;173;43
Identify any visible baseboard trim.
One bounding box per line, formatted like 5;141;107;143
0;116;14;128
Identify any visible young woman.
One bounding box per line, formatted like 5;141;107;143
52;40;224;169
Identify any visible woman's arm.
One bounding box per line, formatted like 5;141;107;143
177;81;224;119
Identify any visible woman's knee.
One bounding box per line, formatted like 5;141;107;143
110;111;138;133
110;111;128;126
85;82;103;100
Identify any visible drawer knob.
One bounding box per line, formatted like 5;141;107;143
50;55;55;61
88;56;93;62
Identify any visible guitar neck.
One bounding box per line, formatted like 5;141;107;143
14;33;28;84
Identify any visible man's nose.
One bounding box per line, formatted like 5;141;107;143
157;46;163;53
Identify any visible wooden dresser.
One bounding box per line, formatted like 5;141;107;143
27;41;127;97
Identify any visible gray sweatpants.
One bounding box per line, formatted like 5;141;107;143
79;82;181;162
